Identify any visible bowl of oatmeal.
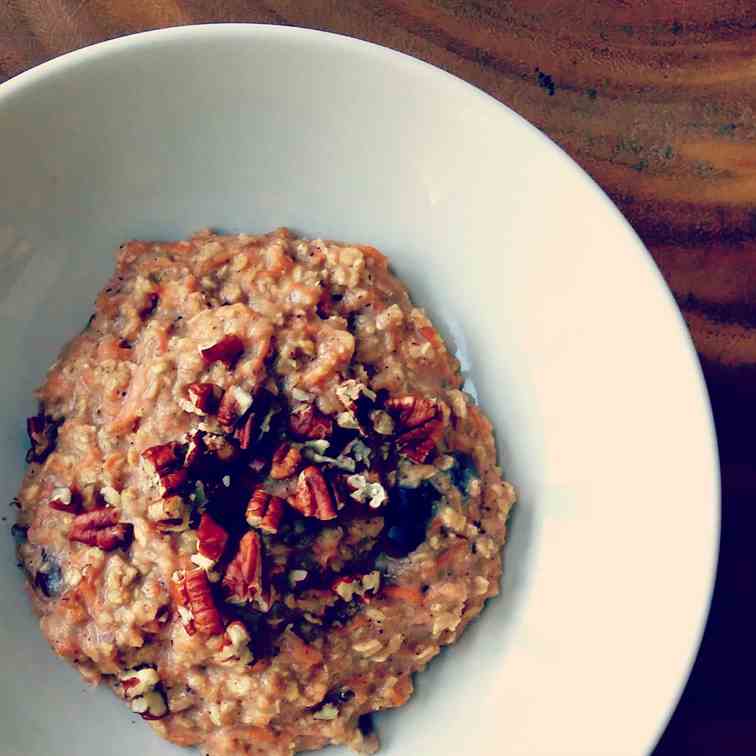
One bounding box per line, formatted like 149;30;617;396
0;24;718;756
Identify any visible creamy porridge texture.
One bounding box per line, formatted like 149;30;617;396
13;228;515;755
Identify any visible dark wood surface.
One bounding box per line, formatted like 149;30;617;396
1;3;751;754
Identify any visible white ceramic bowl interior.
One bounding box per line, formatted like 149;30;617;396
0;25;718;756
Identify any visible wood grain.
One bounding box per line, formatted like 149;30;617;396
1;2;752;754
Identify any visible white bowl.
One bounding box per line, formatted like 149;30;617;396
0;25;718;756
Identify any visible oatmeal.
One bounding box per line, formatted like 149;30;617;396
12;228;515;755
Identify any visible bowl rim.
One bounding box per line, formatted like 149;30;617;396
0;22;721;755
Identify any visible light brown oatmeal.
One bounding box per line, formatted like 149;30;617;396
12;228;515;755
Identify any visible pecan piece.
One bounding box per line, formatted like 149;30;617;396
203;433;238;463
395;418;444;463
217;386;254;429
184;430;205;469
233;412;255;450
187;382;221;414
289;466;337;520
197;513;229;562
270;443;302;480
246;489;285;533
48;487;82;514
26;412;61;463
142;441;182;472
385;395;438;429
131;689;168;720
222;531;264;604
200;335;245;368
185;567;224;635
331;571;381;602
148;495;189;532
158;468;188;494
289;404;333;440
120;667;160;700
68;508;133;551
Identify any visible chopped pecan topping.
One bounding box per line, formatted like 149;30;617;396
142;442;188;495
270;443;302;480
26;412;61;463
120;668;160;699
184;430;205;469
289;466;337;520
187;382;221;414
68;508;133;551
148;495;189;532
203;433;238;462
396;418;444;463
48;487;81;514
289;404;332;440
185;567;224;635
331;571;381;602
385;395;438;429
246;489;285;533
142;441;181;472
335;379;376;409
218;386;254;429
233;412;255;450
223;531;264;604
131;689;168;720
170;570;196;635
200;335;245;368
346;474;388;509
217;620;253;664
197;513;229;562
370;409;395;436
158;468;188;494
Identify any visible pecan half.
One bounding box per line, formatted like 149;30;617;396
218;386;254;429
246;489;285;533
270;443;302;480
26;412;61;463
49;487;82;514
185;567;224;635
197;513;229;562
187;382;221;414
385;395;438;429
395;418;444;463
200;335;245;368
223;531;264;604
142;442;188;495
289;404;332;440
289;466;337;520
68;508;133;551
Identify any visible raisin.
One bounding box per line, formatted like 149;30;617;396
382;481;439;557
34;551;63;598
449;452;479;493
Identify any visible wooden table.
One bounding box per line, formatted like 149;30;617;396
1;2;748;753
